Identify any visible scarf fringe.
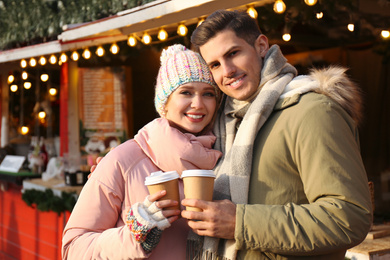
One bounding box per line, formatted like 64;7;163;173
187;239;232;260
187;237;203;260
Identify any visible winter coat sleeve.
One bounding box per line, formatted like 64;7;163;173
62;149;149;259
235;93;372;256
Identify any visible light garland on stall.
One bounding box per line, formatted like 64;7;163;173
110;42;120;54
11;4;389;74
6;3;388;139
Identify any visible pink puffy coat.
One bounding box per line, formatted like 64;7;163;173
62;118;222;259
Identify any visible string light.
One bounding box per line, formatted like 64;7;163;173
10;84;18;92
304;0;317;6
247;5;258;19
273;0;286;14
197;18;205;27
282;33;291;41
316;12;323;19
96;46;105;56
21;59;27;68
38;111;46;119
177;24;188;36
60;53;67;63
157;28;168;41
29;58;37;67
49;54;57;64
22;71;28;80
39;56;47;66
71;51;80;61
142;32;152;45
7;74;14;84
21;126;29;135
110;42;120;54
82;48;91;59
49;87;57;96
381;30;390;39
40;74;49;82
24;82;32;89
347;24;355;32
128;35;137;47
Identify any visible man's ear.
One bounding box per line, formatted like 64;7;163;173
255;34;269;58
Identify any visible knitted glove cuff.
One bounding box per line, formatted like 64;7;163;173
126;205;154;243
141;227;164;252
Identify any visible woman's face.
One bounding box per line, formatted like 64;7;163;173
164;82;217;134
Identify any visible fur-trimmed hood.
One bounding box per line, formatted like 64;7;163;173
309;66;363;126
282;66;363;126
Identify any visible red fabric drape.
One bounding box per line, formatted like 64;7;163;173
59;63;68;156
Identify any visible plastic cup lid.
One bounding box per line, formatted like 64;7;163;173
144;170;180;185
181;169;215;178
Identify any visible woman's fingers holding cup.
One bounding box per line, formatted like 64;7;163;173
155;198;179;210
148;190;168;202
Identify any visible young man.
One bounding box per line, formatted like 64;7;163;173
181;10;372;260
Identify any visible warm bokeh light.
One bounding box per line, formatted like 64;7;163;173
40;74;49;82
282;33;291;41
7;74;14;84
10;84;18;92
110;43;120;54
177;24;188;36
22;71;28;80
49;54;57;64
128;35;137;47
96;46;105;56
49;87;57;96
71;51;80;61
38;111;46;119
381;30;390;39
39;56;47;66
21;126;29;135
316;12;323;19
29;58;37;67
142;32;152;44
158;28;168;41
82;48;91;59
197;18;205;27
273;0;286;14
60;53;67;63
347;24;355;32
24;82;32;89
304;0;317;6
21;59;27;68
247;6;258;19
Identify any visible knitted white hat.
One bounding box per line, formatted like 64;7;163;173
154;44;217;116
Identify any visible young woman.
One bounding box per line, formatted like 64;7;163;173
62;44;222;259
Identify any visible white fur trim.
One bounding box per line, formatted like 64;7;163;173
132;203;156;229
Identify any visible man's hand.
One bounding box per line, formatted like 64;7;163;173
181;199;236;239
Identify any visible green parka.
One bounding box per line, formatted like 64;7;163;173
235;69;372;259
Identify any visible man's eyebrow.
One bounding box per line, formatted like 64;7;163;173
206;46;239;67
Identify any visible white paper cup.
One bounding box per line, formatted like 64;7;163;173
145;171;180;210
181;169;215;212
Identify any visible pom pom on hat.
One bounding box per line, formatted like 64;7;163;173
154;44;217;117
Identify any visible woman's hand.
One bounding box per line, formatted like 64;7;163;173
148;190;181;224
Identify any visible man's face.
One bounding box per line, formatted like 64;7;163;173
199;30;269;101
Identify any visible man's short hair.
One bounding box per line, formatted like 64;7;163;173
191;10;262;51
